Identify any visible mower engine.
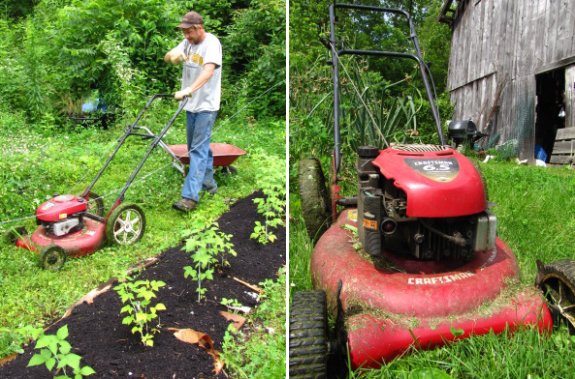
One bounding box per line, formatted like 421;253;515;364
356;145;496;262
36;195;88;237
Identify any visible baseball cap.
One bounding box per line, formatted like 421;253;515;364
178;11;203;29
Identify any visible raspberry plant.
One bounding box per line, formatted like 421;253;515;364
27;324;96;378
114;277;166;347
183;222;237;302
251;156;286;245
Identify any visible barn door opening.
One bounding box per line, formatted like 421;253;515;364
535;68;565;162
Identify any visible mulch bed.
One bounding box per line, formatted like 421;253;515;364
0;192;285;379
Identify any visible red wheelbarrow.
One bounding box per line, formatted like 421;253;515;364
166;143;246;175
130;125;246;175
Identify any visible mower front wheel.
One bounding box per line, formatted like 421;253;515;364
106;204;146;246
298;158;331;241
289;290;328;379
40;246;67;271
536;259;575;333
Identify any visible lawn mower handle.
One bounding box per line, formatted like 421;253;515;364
328;3;444;175
81;94;189;210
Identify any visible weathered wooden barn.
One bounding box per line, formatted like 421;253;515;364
440;0;575;163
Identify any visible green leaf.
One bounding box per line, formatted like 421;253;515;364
56;325;69;340
122;316;134;325
46;357;56;371
27;353;47;367
35;335;53;349
59;340;72;355
65;353;81;371
48;340;59;356
155;303;166;311
80;366;96;376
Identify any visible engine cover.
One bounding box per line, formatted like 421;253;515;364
357;144;494;261
371;144;486;218
36;195;88;223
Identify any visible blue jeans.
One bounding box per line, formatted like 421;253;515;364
181;111;218;202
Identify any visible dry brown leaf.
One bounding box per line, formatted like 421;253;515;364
219;311;247;331
167;328;223;375
169;328;211;346
213;357;224;374
80;284;112;305
0;353;16;368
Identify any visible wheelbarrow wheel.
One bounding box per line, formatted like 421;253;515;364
298;158;331;241
536;259;575;333
40;246;67;271
106;204;146;246
85;192;105;217
289;290;328;379
221;166;237;175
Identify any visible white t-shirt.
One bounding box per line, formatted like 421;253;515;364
175;33;222;112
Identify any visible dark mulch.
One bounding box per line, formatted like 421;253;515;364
0;192;285;379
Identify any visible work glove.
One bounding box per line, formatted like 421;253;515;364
171;51;187;64
164;50;187;64
175;88;193;100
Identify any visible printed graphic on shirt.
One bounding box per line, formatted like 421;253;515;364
186;52;204;66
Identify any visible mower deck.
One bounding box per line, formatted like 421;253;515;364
16;218;105;258
311;209;552;369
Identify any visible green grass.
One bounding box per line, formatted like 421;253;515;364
289;159;575;378
0;105;286;375
221;268;286;379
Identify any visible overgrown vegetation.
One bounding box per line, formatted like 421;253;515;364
0;0;285;123
221;268;286;378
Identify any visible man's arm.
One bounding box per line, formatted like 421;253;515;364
164;47;186;64
174;63;217;99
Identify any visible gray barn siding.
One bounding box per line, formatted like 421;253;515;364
445;0;575;159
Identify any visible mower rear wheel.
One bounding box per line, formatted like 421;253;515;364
106;204;146;246
298;158;331;241
289;290;328;379
85;192;105;217
536;259;575;333
40;246;66;271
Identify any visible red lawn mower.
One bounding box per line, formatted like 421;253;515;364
11;94;188;270
290;4;575;377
